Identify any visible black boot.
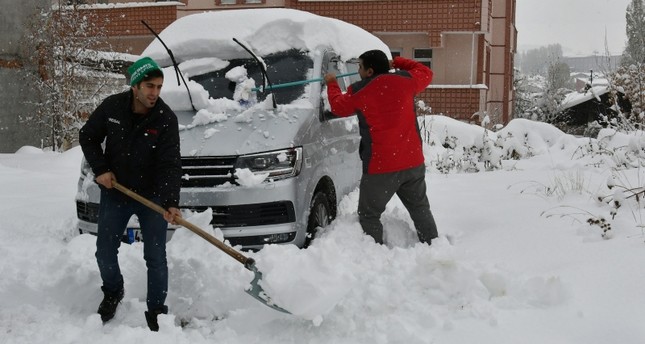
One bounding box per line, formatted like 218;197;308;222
97;286;124;323
144;306;168;332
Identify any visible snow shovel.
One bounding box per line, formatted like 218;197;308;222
111;180;290;314
251;72;358;92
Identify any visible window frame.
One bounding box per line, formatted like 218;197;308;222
413;48;433;69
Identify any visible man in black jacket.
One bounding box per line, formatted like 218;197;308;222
79;57;182;331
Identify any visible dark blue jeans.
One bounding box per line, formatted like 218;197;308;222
96;191;168;311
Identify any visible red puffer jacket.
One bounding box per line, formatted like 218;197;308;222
326;56;433;174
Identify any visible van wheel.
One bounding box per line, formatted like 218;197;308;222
305;191;332;247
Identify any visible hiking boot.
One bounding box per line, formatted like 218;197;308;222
97;286;124;323
144;306;168;332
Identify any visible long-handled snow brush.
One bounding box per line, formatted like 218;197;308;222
251;72;358;92
111;180;290;314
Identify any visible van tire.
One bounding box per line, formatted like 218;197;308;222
304;191;332;247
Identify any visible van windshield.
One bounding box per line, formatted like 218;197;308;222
189;49;313;105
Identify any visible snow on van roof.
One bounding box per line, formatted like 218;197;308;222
142;8;391;65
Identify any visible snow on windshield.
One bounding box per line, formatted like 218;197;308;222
179;58;230;78
144;8;389;118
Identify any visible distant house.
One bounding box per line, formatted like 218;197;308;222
571;71;608;92
558;84;630;136
562;55;622;73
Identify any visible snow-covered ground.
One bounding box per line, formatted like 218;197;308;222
2;116;645;343
3;7;645;344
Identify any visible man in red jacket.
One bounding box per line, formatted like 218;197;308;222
324;49;438;245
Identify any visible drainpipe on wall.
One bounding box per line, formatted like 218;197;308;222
469;31;487;87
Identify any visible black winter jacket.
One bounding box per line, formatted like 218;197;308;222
79;90;182;209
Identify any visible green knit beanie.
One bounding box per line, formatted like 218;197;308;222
128;57;163;86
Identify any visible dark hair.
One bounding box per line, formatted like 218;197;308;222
359;50;390;75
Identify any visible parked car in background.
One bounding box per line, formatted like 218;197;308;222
75;8;391;249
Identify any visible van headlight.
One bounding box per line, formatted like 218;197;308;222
235;147;302;181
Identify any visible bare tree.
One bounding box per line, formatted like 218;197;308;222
512;71;534;118
517;44;564;76
20;1;117;151
546;61;572;92
522;60;572;125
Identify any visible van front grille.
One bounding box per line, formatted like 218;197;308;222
181;156;237;187
184;201;296;227
77;201;99;223
76;200;295;228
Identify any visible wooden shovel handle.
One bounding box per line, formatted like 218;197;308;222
111;180;255;269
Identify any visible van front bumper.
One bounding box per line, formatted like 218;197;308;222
76;179;305;249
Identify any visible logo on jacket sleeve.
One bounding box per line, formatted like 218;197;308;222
108;117;121;125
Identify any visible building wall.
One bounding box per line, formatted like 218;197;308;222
179;0;285;16
422;87;484;122
0;0;50;153
488;0;515;124
80;3;179;54
432;33;483;85
288;0;484;47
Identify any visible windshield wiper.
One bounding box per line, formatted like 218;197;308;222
142;20;196;112
233;38;277;109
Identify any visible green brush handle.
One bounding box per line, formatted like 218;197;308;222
252;72;358;92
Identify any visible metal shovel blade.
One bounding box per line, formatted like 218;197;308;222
245;264;291;314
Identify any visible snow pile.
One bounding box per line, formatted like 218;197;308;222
2;117;645;343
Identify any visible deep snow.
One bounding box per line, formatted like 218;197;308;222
3;7;645;344
2;116;645;343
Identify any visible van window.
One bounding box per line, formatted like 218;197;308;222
324;56;361;92
345;58;361;85
189;49;313;105
321;56;361;121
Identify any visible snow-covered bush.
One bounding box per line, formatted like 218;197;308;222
419;115;645;236
612;63;645;129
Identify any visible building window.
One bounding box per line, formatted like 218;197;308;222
219;0;236;4
390;50;401;58
413;48;432;69
245;0;262;3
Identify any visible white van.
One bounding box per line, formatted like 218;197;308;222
75;8;391;249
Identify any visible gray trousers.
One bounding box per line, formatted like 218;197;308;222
357;164;438;245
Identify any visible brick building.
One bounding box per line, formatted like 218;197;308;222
80;0;517;126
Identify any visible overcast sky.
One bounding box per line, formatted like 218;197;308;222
515;0;631;56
